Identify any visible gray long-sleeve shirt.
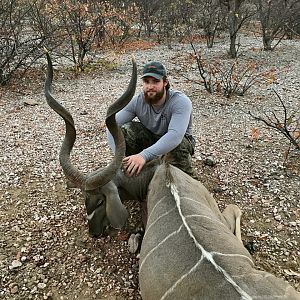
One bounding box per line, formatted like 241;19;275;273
108;89;193;161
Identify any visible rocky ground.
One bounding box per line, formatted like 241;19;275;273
0;34;299;299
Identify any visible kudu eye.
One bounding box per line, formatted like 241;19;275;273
86;199;104;221
96;199;104;208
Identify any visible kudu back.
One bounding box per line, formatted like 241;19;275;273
139;164;300;300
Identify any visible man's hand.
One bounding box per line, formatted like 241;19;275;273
122;154;146;177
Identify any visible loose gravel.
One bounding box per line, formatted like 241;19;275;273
0;34;299;299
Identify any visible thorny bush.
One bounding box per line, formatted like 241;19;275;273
190;43;272;98
248;89;300;154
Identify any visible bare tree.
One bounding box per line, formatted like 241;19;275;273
190;43;267;98
0;0;47;85
103;1;138;47
249;90;300;151
199;0;226;48
133;0;197;43
27;0;64;52
221;0;256;58
156;0;196;47
289;1;300;36
44;0;108;71
286;1;300;38
255;0;300;50
134;0;161;37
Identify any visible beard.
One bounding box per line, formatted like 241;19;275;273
144;88;165;105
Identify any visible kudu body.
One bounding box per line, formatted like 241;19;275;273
44;52;158;236
44;53;299;299
139;164;300;300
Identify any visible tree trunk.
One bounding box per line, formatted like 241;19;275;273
206;35;214;48
228;10;238;58
262;32;272;50
225;0;244;58
229;33;237;57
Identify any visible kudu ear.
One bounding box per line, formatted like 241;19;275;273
101;182;128;229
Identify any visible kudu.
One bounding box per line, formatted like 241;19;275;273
44;52;158;236
139;164;300;300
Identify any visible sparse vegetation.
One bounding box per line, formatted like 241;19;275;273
0;11;299;299
1;0;300;85
190;43;269;98
249;90;300;152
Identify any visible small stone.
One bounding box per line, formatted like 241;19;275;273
203;156;216;166
57;252;63;258
213;186;223;193
9;283;18;294
9;260;22;269
274;215;282;221
24;99;39;106
78;254;87;263
30;286;37;294
38;282;46;289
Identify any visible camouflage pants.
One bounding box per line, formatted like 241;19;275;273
121;121;195;176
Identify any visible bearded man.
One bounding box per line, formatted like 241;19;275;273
108;61;195;177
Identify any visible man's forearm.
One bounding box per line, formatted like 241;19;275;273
140;130;184;161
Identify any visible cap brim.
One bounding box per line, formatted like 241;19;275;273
141;73;163;80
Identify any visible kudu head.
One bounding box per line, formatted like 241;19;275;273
44;50;137;236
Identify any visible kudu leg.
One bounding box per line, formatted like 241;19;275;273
128;199;146;254
222;204;243;244
140;199;148;228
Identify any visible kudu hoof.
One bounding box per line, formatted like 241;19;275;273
128;233;142;254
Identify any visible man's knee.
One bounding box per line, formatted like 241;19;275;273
170;136;194;159
168;137;195;175
121;121;155;155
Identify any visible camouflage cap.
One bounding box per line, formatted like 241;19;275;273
142;61;167;80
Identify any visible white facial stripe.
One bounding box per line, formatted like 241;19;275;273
87;210;95;221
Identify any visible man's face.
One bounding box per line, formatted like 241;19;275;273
143;76;167;105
